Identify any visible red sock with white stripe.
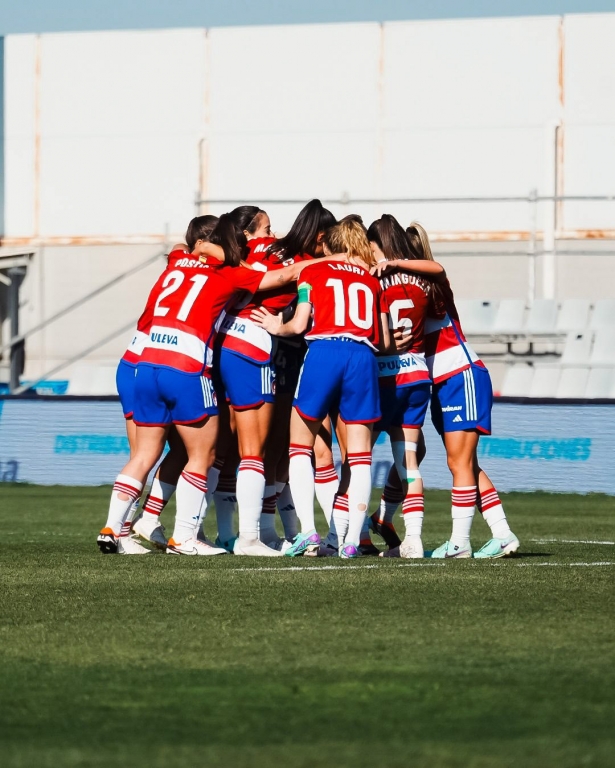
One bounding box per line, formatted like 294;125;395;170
479;487;511;539
236;457;265;539
141;479;176;523
276;482;298;540
376;481;404;525
314;463;339;525
289;444;315;533
104;474;143;536
214;475;237;543
326;493;349;548
402;494;425;537
347;453;372;545
172;471;207;543
450;485;477;548
260;485;278;541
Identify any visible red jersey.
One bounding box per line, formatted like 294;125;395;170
219;237;312;363
424;278;484;383
377;269;432;388
299;261;380;350
138;258;263;375
121;248;194;365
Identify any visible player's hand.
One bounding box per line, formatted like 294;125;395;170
370;258;397;277
250;307;282;333
393;327;413;353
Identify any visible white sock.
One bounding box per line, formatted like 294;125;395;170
276;482;299;540
236;457;265;539
172;471;207;543
346;453;372;545
450;486;477;548
142;479;176;523
377;481;404;524
104;474;143;535
206;460;222;506
326;493;348;548
314;463;339;525
260;485;278;540
214;475;237;542
402;493;424;538
289;444;315;533
479;488;512;539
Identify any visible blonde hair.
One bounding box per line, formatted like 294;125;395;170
406;221;434;261
323;216;374;268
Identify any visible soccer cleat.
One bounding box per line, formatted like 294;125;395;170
132;515;167;550
284;530;321;557
215;535;238;553
369;514;402;549
316;541;339;557
429;540;472;559
166;537;228;556
262;536;293;554
339;542;359;559
118;536;152;555
380;546;400;558
399;536;424;559
97;527;118;554
358;541;381;556
474;533;520;559
233;537;284;557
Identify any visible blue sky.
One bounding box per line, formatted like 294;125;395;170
2;0;615;34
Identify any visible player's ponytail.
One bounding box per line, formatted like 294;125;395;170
185;215;219;251
228;206;267;236
268;199;337;261
406;221;434;261
367;214;415;262
209;214;248;267
323;217;374;268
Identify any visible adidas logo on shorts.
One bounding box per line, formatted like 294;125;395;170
452;414;463;423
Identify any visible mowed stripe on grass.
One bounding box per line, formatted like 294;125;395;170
0;484;613;768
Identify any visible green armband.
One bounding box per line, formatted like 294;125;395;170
297;282;312;304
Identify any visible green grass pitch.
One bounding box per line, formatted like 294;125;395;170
0;484;614;768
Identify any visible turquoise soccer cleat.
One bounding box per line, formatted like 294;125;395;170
474;533;520;559
285;530;321;557
429;540;472;559
339;542;359;559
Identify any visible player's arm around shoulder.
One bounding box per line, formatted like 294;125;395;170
371;258;446;282
251;277;313;337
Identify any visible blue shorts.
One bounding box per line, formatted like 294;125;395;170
273;338;306;395
133;364;218;427
116;359;137;418
218;349;275;410
294;339;381;425
431;365;493;435
377;382;431;432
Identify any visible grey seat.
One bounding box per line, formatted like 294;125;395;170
529;365;561;398
556;367;590;399
500;364;534;397
584;368;615;399
556;299;591;333
590;330;615;366
492;299;526;335
560;332;592;366
525;299;558;335
589;299;615;332
455;299;498;335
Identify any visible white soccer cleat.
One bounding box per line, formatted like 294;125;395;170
399;536;424;559
97;527;118;554
233;536;284;557
117;536;152;555
166;537;228;556
132;515;168;550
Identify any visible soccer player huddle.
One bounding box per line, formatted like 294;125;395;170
97;201;520;560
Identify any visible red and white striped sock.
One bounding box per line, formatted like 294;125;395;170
236;456;265;539
314;463;339;525
402;493;425;538
214;475;237;543
450;485;477;548
260;485;278;540
327;493;349;547
479;487;511;539
276;482;298;540
172;471;207;543
142;479;176;523
347;452;372;545
289;444;315;533
104;474;143;536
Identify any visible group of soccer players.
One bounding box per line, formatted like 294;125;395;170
97;200;520;560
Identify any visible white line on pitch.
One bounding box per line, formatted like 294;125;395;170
225;561;614;573
529;538;615;546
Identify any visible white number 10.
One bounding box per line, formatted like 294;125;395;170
325;278;374;330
